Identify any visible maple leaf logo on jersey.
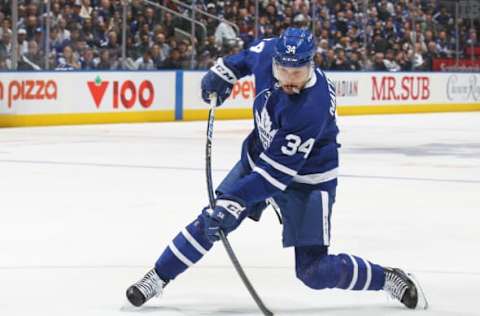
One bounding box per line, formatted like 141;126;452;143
255;106;278;150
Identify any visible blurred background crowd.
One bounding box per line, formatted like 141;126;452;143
0;0;478;71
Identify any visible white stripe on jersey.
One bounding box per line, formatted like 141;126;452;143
247;152;256;170
293;168;338;184
346;254;359;290
253;167;287;190
260;153;298;176
168;241;193;267
181;228;208;255
247;152;337;185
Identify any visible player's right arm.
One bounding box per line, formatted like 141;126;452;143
201;39;273;106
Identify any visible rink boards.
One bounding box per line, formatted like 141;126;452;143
0;70;479;127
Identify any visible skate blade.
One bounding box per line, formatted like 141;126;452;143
408;273;429;310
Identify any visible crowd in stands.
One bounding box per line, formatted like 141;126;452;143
0;0;478;71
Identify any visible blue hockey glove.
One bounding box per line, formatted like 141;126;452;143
201;58;237;107
202;196;246;243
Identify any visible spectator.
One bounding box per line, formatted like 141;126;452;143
134;49;155;70
81;17;95;46
153;32;170;63
383;49;401;71
324;49;336;70
150;44;163;68
331;48;351;71
422;41;439;71
24;14;38;40
160;48;183;69
0;31;11;62
56;45;80;70
80;0;93;19
177;40;193;69
335;12;348;36
377;0;392;21
105;30;121;57
373;30;390;54
57;18;71;43
19;40;43;70
214;14;241;52
80;47;96;70
97;0;113;23
96;48;114;70
17;28;28;54
466;28;478;47
433;6;453;32
436;30;453;57
395;50;412;71
134;33;150;59
348;51;362;71
373;52;387;71
197;50;214;69
412;42;425;70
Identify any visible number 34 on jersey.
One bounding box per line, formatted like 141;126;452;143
281;134;314;158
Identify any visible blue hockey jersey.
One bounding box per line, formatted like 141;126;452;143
221;38;340;207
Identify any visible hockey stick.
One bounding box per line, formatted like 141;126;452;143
206;93;274;316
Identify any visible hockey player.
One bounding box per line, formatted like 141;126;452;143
126;27;428;310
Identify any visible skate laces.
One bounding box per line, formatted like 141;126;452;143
384;269;408;302
135;269;163;300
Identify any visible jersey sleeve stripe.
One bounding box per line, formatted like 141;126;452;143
259;153;298;176
247;152;256;170
253;166;287;190
293;167;338;184
181;228;208;255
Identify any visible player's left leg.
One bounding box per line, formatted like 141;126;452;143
294;245;385;291
294;245;427;309
275;188;427;309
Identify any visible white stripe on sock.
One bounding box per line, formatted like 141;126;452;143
181;228;208;255
346;255;358;290
168;241;193;267
362;259;372;290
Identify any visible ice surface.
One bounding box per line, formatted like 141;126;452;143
0;112;479;315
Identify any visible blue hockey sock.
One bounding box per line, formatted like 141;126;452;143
155;215;213;281
335;253;385;291
295;246;385;291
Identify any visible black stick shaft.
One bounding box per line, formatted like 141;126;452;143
206;94;273;316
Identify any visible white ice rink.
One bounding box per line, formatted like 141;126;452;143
0;112;479;316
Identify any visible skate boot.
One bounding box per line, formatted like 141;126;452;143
383;267;429;309
126;268;167;307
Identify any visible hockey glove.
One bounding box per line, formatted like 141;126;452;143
202;196;246;243
201;58;237;107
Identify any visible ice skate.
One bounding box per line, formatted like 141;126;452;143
126;268;167;307
383;267;429;309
